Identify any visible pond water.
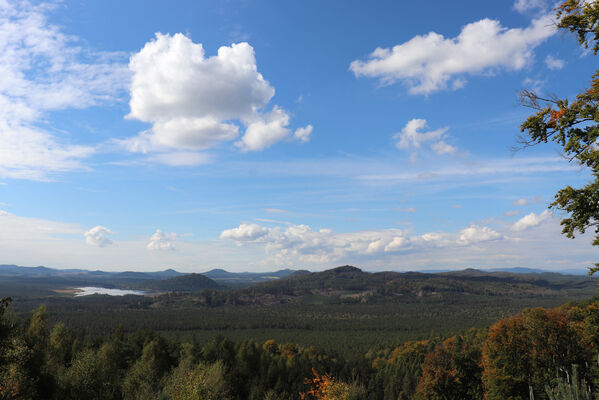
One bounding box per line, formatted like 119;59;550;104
74;287;146;296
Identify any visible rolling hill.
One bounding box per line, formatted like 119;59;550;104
146;273;220;292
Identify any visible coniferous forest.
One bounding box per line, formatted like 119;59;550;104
3;292;599;399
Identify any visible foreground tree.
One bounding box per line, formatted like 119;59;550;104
519;0;599;271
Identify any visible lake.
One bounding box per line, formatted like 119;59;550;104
74;287;146;296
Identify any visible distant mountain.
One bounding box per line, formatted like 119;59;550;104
0;264;90;277
217;265;597;306
487;267;590;276
146;273;220;292
0;264;183;281
417;267;590;276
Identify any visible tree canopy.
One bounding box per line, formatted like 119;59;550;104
519;0;599;271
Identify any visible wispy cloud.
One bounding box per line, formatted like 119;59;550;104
358;157;577;182
0;0;129;180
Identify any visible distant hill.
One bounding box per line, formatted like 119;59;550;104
202;268;302;285
146;273;220;292
210;265;598;306
487;267;589;276
417;267;590;276
0;265;185;292
0;264;183;280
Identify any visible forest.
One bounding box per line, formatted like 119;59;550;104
2;293;599;399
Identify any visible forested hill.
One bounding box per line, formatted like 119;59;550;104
176;265;597;306
146;273;220;292
255;265;593;292
202;268;305;285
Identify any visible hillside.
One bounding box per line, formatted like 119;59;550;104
202;268;303;286
254;265;593;301
146;273;220;292
151;265;596;307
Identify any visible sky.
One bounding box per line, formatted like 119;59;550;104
0;0;597;273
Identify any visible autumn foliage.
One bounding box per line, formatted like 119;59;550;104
300;368;365;400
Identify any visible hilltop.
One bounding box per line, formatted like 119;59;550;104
146;273;220;292
155;265;596;307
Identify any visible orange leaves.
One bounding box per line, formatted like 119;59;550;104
481;306;597;399
548;108;567;126
300;369;336;400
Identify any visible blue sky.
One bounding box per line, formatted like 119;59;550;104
0;0;597;272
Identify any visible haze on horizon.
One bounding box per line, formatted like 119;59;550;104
0;0;596;273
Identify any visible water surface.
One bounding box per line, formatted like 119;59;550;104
74;287;146;296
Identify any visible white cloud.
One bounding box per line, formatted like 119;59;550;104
513;198;528;206
221;221;507;265
457;225;503;245
123;33;310;158
420;232;444;242
512;196;542;206
84;226;114;247
504;210;522;217
394;119;457;156
221;223;414;262
0;210;240;272
523;76;546;92
350;15;555;94
147;229;177;251
0;209;594;273
0;0;128;180
293;125;313;143
235;106;291;151
220;223;270;242
545;55;565;70
264;208;288;214
431;140;457;155
512;209;551;231
514;0;550;13
384;236;408;252
396;119;447;149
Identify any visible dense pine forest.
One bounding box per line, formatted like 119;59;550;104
2;294;599;399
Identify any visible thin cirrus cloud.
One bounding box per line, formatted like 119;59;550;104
119;33;312;164
349;14;555;95
396;206;417;213
545;55;565;70
0;0;129;180
359;157;575;183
